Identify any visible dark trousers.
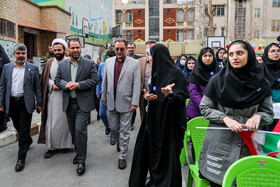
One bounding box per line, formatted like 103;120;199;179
0;111;7;132
9;97;32;160
131;110;136;125
66;99;89;164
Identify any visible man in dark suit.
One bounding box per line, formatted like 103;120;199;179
55;38;99;176
0;43;42;172
0;44;11;132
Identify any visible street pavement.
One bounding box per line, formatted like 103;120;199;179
0;110;189;187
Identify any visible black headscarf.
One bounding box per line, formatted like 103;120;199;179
204;40;271;109
262;43;280;89
176;54;188;71
188;47;220;86
216;47;227;63
183;56;196;79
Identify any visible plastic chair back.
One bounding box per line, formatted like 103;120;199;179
188;117;209;163
222;155;280;187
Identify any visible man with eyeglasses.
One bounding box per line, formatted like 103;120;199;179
0;43;42;172
101;38;141;169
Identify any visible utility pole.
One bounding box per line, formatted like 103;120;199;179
207;0;214;36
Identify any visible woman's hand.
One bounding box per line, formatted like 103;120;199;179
244;114;261;131
223;116;244;132
161;83;175;97
143;89;157;101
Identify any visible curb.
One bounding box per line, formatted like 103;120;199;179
0;123;40;147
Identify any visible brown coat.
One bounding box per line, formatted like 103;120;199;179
37;58;54;144
138;57;147;122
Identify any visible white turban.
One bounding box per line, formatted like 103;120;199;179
52;38;68;50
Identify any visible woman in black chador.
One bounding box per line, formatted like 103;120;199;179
129;44;188;187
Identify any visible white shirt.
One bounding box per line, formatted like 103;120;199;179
11;62;25;97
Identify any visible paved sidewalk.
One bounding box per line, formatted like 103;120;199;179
0;110;189;187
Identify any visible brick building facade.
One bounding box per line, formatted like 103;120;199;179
0;0;70;60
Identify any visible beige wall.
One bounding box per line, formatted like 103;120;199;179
18;0;41;28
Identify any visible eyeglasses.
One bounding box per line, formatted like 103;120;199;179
115;47;125;52
269;49;280;54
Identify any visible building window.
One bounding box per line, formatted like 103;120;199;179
167;9;171;15
271;20;280;32
126;10;132;23
254;30;260;39
138;10;142;16
176;30;184;42
116;11;122;23
187;30;194;40
177;9;184;23
213;5;225;16
272;0;280;7
254;9;260;17
126;30;133;41
187;9;194;23
138;30;141;36
221;28;225;36
0;18;16;38
167;30;171;36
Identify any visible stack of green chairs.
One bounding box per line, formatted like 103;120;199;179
222;155;280;187
183;117;211;187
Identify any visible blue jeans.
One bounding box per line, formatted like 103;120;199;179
99;101;114;139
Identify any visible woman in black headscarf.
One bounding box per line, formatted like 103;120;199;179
186;47;219;119
183;56;196;81
216;47;227;69
129;44;188;187
262;43;280;103
198;40;274;186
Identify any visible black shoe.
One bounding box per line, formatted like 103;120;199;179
97;115;100;121
145;177;153;187
73;155;78;165
105;127;110;135
110;137;116;145
44;149;58;159
15;159;25;172
116;143;120;152
77;163;86;176
118;159;126;169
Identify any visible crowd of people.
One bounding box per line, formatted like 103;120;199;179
0;35;279;186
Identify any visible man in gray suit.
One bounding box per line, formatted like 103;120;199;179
0;44;42;172
101;38;141;169
55;38;99;175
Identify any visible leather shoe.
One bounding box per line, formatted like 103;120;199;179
110;137;116;145
44;149;58;158
105;127;110;135
116;143;120;152
73;155;78;165
77;163;86;175
118;159;126;169
15;159;25;172
145;177;153;187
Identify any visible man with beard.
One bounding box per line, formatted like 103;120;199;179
0;44;42;171
44;45;54;62
38;39;73;158
55;38;99;175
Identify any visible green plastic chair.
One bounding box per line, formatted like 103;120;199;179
180;99;190;166
222;155;280;187
183;117;211;187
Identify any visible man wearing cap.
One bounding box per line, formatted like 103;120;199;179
38;39;72;159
